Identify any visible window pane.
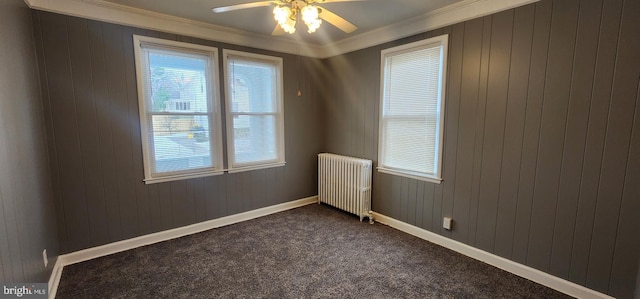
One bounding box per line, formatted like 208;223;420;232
147;50;209;113
150;115;212;173
383;118;437;174
227;58;277;113
378;36;447;180
232;115;277;164
383;47;441;116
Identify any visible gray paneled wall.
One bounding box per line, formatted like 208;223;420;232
0;0;59;283
321;0;639;297
637;265;640;299
32;11;321;254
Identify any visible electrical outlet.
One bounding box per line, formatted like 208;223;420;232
443;217;453;230
42;249;48;268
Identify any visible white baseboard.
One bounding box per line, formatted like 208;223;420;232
47;257;63;299
371;212;614;299
49;196;317;297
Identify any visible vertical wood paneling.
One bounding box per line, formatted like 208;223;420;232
242;173;252;211
0;1;59;283
202;177;216;219
0;196;10;281
493;4;534;259
609;74;640;298
608;3;640;291
441;22;464;238
467;16;492;246
378;173;392;219
415;181;425;226
451;17;483;244
0;146;22;281
147;184;161;231
40;13;91;250
0;246;4;281
78;19;109;248
527;0;579;272
192;178;205;222
226;173;244;215
512;1;553;263
549;0;602;278
103;22;140;241
390;175;402;220
0;31;14;281
170;181;191;227
569;0;623;285
158;183;172;230
91;22;123;241
67;17;108;248
586;0;638;291
422;180;435;231
400;178;409;222
252;170;267;209
33;11;69;254
407;179;417;226
475;10;514;252
264;168;277;207
205;175;227;219
86;20;119;245
275;166;287;205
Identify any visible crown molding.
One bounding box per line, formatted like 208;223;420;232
24;0;324;57
24;0;538;59
321;0;540;56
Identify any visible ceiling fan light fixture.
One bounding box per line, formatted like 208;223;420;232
306;19;322;33
301;5;322;33
273;6;296;33
214;0;358;36
282;18;297;33
273;6;290;23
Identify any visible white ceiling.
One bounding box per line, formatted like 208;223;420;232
100;0;463;45
25;0;539;57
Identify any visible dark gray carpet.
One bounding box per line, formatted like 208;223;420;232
56;204;573;298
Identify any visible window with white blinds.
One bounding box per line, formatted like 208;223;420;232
378;35;448;183
223;50;285;171
133;36;223;184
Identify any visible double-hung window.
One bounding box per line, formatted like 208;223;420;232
223;50;285;172
133;36;223;184
378;35;448;183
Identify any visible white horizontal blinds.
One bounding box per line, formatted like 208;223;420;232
141;45;217;176
381;44;443;176
227;55;281;167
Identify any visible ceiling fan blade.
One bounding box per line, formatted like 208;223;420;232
318;7;357;33
212;1;275;13
271;24;285;35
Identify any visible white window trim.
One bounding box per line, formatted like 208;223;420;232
133;35;224;184
377;35;448;184
222;49;286;173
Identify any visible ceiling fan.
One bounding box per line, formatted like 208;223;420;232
212;0;362;35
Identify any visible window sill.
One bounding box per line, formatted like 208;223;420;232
377;167;442;184
143;170;224;184
227;162;286;174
